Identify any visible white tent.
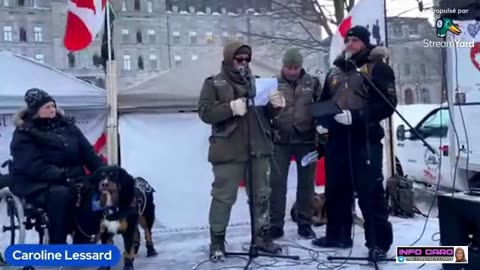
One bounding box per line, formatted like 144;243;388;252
117;49;281;228
0;51;107;114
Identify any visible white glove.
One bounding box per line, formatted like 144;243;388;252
334;110;352;125
230;98;247;116
269;90;286;108
316;125;329;134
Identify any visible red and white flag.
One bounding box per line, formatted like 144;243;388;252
64;0;107;51
329;0;386;65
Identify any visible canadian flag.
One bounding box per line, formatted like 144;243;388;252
64;0;107;51
329;0;386;65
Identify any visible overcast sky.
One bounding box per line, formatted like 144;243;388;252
318;0;435;36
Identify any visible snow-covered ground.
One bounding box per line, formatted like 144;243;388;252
0;181;442;270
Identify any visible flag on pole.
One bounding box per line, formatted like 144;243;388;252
64;0;108;51
101;2;116;71
329;0;386;65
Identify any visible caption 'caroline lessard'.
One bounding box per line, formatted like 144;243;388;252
4;244;121;267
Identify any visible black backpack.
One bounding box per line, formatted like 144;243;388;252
386;175;415;218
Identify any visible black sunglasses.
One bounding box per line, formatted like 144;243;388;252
234;57;251;63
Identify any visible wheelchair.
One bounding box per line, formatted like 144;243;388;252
0;187;50;246
0;161;49;269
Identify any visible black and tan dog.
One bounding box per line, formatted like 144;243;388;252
290;192;364;228
73;165;158;270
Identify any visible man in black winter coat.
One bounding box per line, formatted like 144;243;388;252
9;88;106;244
311;26;396;259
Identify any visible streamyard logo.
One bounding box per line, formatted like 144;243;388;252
395;246;469;264
436;17;461;38
424;18;474;48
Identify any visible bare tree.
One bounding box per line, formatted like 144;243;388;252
241;0;355;52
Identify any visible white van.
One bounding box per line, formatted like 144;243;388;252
395;104;479;192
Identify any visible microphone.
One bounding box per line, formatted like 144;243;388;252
344;51;352;61
238;66;247;78
238;66;256;99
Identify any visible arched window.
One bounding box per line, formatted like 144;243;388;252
136;31;143;43
134;0;140;11
19;27;27;42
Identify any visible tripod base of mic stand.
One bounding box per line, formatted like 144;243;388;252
225;244;300;270
327;256;396;270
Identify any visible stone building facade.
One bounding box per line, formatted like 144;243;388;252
0;0;324;89
387;17;443;104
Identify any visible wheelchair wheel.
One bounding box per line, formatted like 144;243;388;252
0;188;26;248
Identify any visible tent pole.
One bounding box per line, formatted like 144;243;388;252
105;1;118;165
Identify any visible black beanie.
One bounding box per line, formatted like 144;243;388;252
345;25;371;46
24;88;55;114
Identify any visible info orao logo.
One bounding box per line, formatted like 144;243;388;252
397;256;405;263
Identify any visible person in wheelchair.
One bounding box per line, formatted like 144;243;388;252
9;88;106;244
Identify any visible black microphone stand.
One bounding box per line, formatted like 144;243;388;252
325;59;436;270
224;72;300;269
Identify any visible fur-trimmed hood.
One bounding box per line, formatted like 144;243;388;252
333;46;389;70
13;107;68;128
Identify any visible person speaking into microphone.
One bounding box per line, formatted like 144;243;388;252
198;41;286;262
311;26;397;260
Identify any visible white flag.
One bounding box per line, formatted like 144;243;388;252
329;0;386;65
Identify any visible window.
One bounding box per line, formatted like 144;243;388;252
149;54;158;69
34;53;44;63
32;0;37;7
4;0;9;7
147;0;153;12
404;64;411;76
404;88;414;104
134;0;140;11
67;52;75;68
205;32;214;44
147;29;156;44
408;24;420;37
34;26;42;42
122;29;129;42
174;55;181;66
3;26;12;41
17;0;24;6
192;54;198;61
123;55;131;70
136;30;142;43
190;31;197;44
417;108;449;138
19;27;27;42
420;63;426;76
421;88;430;103
138;56;144;70
173;31;180;44
92;53;102;67
393;25;402;37
121;0;126;11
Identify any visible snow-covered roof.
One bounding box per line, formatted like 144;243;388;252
0;51;107;114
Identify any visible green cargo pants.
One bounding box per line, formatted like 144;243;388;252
269;143;316;229
209;157;272;236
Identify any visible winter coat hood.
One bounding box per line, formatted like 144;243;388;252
13;107;71;128
223;41;251;67
333;46;389;71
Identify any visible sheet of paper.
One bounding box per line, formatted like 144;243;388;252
254;78;278;106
